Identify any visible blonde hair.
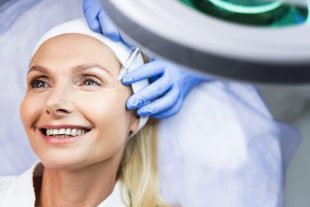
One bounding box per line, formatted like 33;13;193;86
118;119;171;207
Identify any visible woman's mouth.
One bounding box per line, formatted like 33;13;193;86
39;127;91;144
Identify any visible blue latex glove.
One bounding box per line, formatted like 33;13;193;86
83;0;206;119
83;0;123;42
122;60;205;119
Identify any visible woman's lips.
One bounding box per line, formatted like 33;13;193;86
37;128;91;144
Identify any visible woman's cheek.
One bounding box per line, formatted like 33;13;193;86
80;90;128;113
78;92;131;130
20;95;42;128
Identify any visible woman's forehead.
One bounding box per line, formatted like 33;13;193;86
31;34;121;75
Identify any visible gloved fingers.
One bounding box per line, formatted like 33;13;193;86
83;0;101;33
97;9;121;42
126;74;173;110
137;86;180;116
152;97;183;119
122;61;165;85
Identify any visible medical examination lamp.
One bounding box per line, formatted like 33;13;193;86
101;0;310;84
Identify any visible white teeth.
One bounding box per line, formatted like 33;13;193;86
46;129;50;136
65;128;71;135
71;129;77;136
59;128;66;135
44;128;88;137
53;129;59;135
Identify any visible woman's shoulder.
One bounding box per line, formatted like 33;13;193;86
0;176;16;186
0;176;16;201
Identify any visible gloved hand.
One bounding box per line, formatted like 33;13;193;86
83;0;124;43
122;60;205;119
83;0;206;119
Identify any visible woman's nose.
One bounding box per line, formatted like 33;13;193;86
45;85;74;117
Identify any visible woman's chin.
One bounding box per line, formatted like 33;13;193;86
39;153;87;171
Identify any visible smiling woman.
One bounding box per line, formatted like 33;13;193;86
0;19;170;207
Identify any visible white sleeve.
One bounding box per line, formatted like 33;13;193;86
158;81;301;207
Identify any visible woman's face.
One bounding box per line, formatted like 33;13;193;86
20;34;139;170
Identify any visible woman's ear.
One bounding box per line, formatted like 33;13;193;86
128;114;140;136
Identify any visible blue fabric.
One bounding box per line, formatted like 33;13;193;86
0;0;41;33
158;81;300;207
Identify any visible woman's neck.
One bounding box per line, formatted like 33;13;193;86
37;160;120;207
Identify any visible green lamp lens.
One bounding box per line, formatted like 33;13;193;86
179;0;309;27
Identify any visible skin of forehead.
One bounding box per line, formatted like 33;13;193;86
31;33;122;76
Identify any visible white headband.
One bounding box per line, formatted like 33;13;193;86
32;18;149;135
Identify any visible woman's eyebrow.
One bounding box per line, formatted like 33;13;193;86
27;65;48;74
73;64;111;75
27;64;112;75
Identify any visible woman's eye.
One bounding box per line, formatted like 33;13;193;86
31;79;49;88
83;78;101;86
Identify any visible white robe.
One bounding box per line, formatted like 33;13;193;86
0;163;126;207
